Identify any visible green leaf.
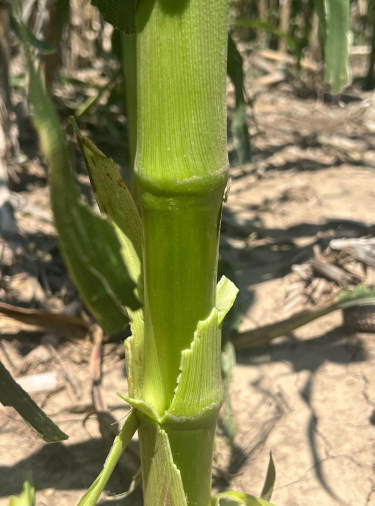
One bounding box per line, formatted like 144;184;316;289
122;277;238;425
0;361;68;443
76;410;138;506
9;473;35;506
70;118;142;286
232;104;251;165
167;308;221;419
212;491;276;506
15;5;140;334
117;392;160;422
164;276;238;422
315;0;351;93
335;283;375;308
216;275;240;326
260;453;276;502
91;0;137;34
227;35;252;164
218;258;242;346
70;120;145;402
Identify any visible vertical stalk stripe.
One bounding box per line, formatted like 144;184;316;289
136;0;229;184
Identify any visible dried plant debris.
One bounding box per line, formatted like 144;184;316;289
285;236;375;330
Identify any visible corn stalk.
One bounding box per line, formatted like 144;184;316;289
130;2;236;503
71;2;249;502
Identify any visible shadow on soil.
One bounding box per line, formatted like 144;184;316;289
216;326;367;504
221;208;373;321
0;437;141;503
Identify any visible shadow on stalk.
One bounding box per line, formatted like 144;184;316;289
136;0;191;32
159;0;190;15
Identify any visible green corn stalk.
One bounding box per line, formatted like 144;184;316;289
132;2;237;503
76;0;264;502
315;0;351;93
72;0;246;498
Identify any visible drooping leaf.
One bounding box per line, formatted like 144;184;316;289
227;35;246;106
9;473;35;506
227;35;252;164
70;120;146;401
76;410;138;506
0;361;68;443
232;104;252;165
211;491;275;506
0;301;89;337
14;4;140;334
91;0;137;34
70;118;142;285
315;0;351;93
364;1;375;90
260;453;276;502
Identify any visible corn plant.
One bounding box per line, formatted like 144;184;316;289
10;0;352;504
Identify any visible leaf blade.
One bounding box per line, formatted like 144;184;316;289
70;118;142;286
76;410;138;506
15;5;140;334
0;361;68;443
260;453;276;502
